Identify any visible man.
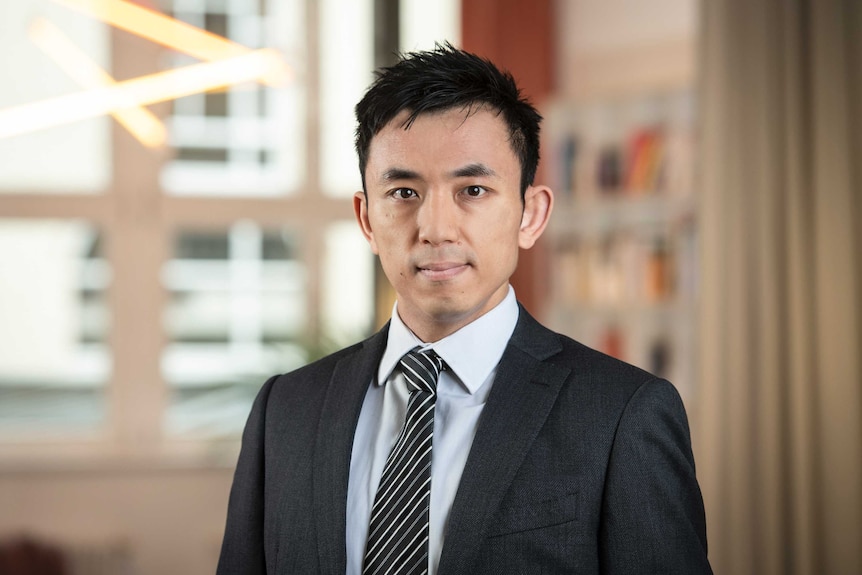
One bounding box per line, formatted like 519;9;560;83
218;44;711;574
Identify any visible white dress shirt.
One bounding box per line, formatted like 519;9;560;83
346;286;519;575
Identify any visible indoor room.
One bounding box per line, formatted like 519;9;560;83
0;0;859;573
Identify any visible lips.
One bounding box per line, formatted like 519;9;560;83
416;261;470;281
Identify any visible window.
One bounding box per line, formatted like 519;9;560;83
0;2;110;193
0;0;457;464
162;0;307;196
162;223;308;437
0;220;109;436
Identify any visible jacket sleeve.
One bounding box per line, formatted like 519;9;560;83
216;375;278;575
599;378;713;574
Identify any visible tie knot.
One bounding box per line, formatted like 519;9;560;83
399;347;444;395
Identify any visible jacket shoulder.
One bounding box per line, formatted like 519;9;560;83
513;307;658;392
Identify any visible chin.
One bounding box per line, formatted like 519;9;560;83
425;301;482;325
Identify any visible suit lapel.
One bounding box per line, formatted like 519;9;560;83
438;309;571;574
313;326;389;575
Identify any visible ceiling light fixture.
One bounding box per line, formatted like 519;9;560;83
0;0;290;142
29;17;167;147
0;49;284;140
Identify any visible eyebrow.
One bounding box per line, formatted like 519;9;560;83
377;163;497;184
449;163;497;179
379;168;421;183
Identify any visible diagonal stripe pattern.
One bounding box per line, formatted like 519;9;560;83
363;347;445;575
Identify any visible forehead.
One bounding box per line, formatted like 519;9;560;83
366;108;518;179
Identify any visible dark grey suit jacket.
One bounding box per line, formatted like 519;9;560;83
217;307;712;574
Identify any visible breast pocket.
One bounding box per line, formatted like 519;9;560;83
488;489;579;537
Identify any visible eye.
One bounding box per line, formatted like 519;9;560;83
464;185;487;197
390;188;417;200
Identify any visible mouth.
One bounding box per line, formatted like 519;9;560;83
416;261;470;282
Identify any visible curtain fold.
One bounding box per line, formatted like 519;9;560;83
697;0;861;573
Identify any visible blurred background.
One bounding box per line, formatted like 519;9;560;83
0;0;858;573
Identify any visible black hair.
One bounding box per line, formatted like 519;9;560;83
354;43;542;197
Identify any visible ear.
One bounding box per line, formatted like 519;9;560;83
518;185;554;249
353;191;380;255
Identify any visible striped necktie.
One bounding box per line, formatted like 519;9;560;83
363;347;445;575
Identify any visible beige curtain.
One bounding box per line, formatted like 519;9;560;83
697;0;862;574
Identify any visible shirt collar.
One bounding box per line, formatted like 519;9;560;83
377;286;519;395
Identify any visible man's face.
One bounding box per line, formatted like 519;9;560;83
354;107;552;342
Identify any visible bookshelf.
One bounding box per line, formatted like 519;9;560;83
543;87;698;399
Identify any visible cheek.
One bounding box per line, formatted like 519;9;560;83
482;217;523;262
372;210;416;251
376;251;409;285
374;232;406;269
476;210;522;241
365;207;397;254
370;204;404;230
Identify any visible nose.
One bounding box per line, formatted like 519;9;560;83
417;191;459;245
